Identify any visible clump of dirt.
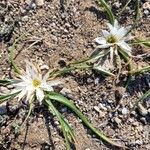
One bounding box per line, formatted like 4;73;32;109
0;0;150;150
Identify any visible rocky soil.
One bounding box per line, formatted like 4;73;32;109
0;0;150;150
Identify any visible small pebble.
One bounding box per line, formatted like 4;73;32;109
40;65;49;70
122;107;128;115
35;0;44;6
93;106;100;113
137;103;148;116
22;16;29;22
144;10;149;15
114;117;121;125
98;103;107;111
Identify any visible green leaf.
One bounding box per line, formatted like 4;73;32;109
46;92;127;149
131;39;150;47
0;79;11;85
98;0;115;24
139;89;150;102
90;49;110;62
129;66;150;75
0;92;19;104
45;99;75;150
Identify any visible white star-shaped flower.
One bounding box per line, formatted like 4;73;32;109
11;61;60;104
94;20;132;61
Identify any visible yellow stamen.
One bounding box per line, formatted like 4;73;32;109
107;35;118;43
32;79;41;88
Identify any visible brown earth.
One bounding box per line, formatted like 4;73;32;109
0;0;150;150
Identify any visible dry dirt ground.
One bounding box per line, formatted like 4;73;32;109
0;0;150;150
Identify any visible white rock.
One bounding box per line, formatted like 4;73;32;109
35;0;44;6
122;107;128;115
40;65;49;70
138;103;148;116
93;106;100;113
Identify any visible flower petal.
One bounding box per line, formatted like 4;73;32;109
36;88;44;104
97;44;112;49
43;71;50;82
95;37;107;45
17;89;27;101
101;30;110;38
114;19;120;29
117;27;128;39
117;41;132;53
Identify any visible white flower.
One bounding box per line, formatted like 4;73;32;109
11;61;60;104
94;19;132;60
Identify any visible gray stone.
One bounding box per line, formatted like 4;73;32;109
0;102;7;115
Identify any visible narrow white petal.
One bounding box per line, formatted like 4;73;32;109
25;61;39;79
17;89;27;101
12;81;28;88
97;44;112;49
117;27;128;39
107;22;114;32
36;88;44;104
26;86;34;102
48;80;61;86
11;88;21;94
95;37;107;45
41;83;54;91
114;20;120;29
43;71;50;82
101;30;110;38
117;42;132;53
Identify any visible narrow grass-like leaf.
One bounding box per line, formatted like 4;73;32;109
98;0;115;24
129;66;150;75
118;49;133;88
49;63;92;78
139;89;150;102
118;0;132;16
46;92;128;149
90;49;110;62
0;92;19;104
135;0;141;23
93;65;115;76
45;99;75;150
131;39;150;47
8;35;24;75
0;79;12;85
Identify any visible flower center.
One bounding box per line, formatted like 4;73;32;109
32;79;41;88
107;35;118;43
